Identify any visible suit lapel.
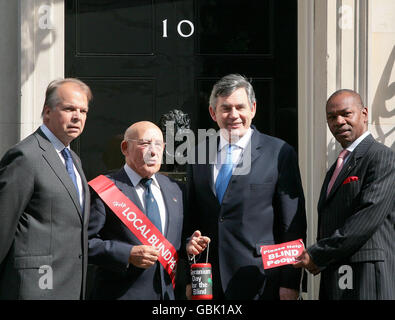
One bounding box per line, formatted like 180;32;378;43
113;168;144;213
249;129;265;164
228;128;263;186
317;166;334;211
107;168;152;244
114;169;179;238
200;128;263;205
35;129;83;221
329;155;357;197
325;134;375;201
198;136;216;194
114;170;178;240
156;174;178;238
71;150;90;224
207;164;215;195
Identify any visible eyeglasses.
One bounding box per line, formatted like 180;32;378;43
127;139;165;150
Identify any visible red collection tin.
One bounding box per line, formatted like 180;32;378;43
191;263;213;300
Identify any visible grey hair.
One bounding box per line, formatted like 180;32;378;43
209;74;256;111
41;78;93;116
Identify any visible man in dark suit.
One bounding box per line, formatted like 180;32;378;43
0;78;92;299
294;89;395;300
88;121;184;300
186;74;307;300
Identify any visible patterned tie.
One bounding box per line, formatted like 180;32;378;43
141;178;162;233
327;149;350;196
61;148;80;199
215;144;234;204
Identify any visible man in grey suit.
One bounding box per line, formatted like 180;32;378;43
294;89;395;300
0;78;92;299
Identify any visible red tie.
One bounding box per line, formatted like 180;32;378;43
327;149;350;196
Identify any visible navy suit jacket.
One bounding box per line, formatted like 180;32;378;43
309;134;395;300
87;168;184;300
186;127;307;299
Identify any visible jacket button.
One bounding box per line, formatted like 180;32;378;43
78;254;83;259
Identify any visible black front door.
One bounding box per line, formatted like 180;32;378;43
65;0;298;180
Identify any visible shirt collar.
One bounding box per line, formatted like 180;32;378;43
346;131;371;153
40;124;67;152
123;164;160;189
218;127;254;151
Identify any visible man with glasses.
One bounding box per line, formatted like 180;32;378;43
87;121;185;300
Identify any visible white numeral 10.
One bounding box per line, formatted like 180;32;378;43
162;19;195;38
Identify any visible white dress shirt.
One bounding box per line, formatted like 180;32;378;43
123;164;166;234
213;127;254;193
40;124;84;207
343;131;371;164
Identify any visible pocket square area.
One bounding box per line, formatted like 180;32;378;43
343;176;359;185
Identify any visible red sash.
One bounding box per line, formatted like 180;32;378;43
89;175;178;288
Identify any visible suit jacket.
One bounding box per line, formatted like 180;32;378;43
0;128;90;300
309;134;395;300
87;168;184;300
186;127;307;299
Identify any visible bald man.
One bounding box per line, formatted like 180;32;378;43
294;89;395;300
87;121;185;300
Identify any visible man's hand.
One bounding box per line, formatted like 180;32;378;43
279;287;299;300
129;245;159;268
186;284;192;300
293;249;320;275
186;230;211;256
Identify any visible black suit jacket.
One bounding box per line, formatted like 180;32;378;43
0;128;90;299
87;168;184;300
309;134;395;300
186;128;307;299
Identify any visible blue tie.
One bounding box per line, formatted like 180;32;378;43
215;144;234;204
141;178;163;233
61;148;80;199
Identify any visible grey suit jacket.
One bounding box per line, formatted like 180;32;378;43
0;128;90;299
309;134;395;300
